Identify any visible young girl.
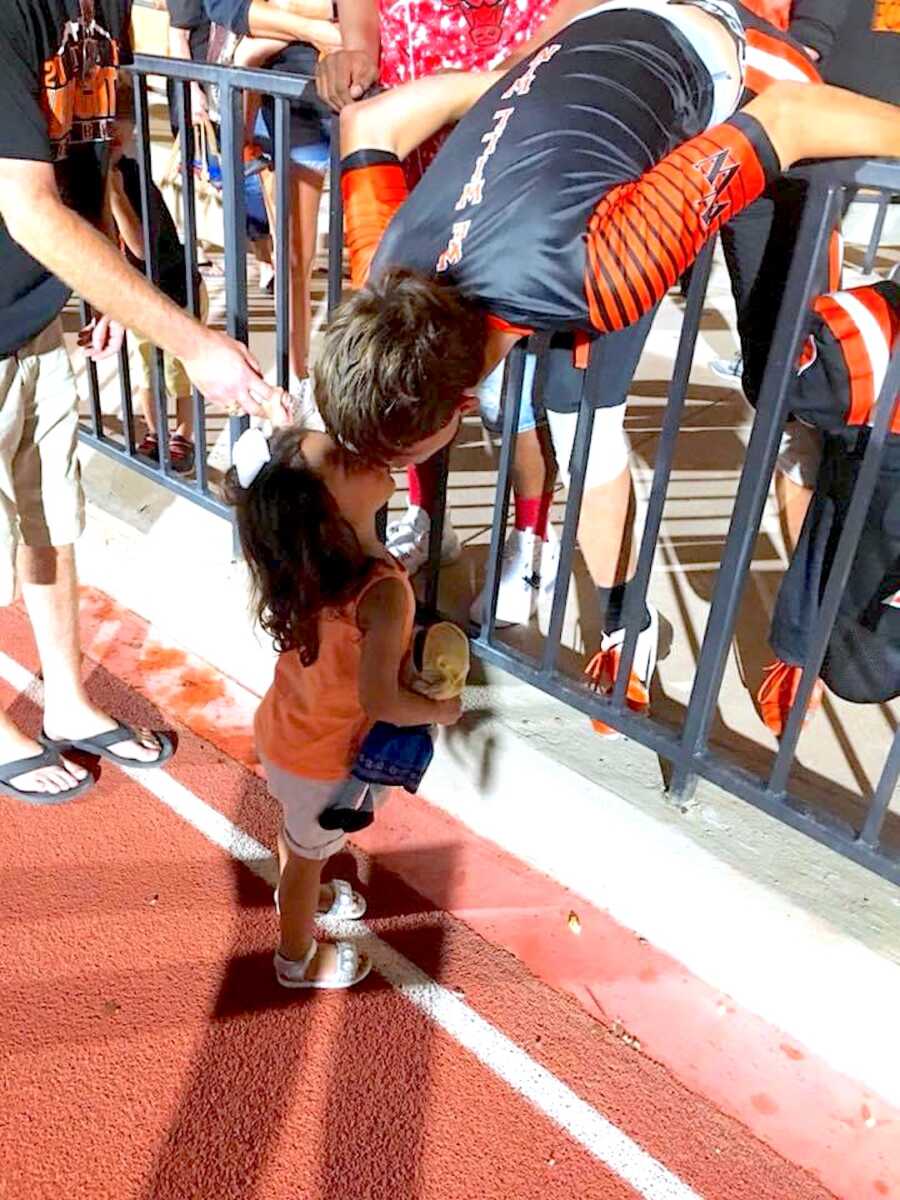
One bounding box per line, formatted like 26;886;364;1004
228;422;461;990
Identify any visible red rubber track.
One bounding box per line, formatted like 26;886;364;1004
0;600;844;1200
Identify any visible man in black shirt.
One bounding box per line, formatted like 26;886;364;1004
0;0;273;803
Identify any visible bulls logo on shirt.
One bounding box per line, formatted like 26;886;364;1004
447;0;509;48
882;589;900;609
41;0;120;162
693;148;740;227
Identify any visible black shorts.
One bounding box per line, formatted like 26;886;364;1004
770;433;900;704
533;308;658;414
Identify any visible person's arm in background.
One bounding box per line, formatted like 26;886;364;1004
316;0;381;110
243;0;341;53
166;7;209;119
0;158;269;413
789;0;852;63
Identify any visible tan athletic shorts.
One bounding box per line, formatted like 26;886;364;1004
129;282;209;401
0;319;84;605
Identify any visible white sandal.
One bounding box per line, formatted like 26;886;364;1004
274;940;372;990
274;878;367;919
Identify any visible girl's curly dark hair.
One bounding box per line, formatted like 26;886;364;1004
225;427;374;666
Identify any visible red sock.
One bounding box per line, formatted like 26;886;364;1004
406;459;442;515
514;491;553;540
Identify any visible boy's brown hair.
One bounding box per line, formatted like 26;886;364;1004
313;268;487;464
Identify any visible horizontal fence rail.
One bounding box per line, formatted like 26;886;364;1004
77;54;900;884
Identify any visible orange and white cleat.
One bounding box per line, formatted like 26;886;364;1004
757;659;824;738
584;607;659;739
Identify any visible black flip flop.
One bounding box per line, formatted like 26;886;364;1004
0;747;95;806
41;723;175;770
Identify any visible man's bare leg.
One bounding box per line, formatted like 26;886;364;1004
774;472;813;555
19;544;161;761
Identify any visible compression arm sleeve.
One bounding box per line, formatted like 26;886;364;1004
584;113;781;335
340;149;410;288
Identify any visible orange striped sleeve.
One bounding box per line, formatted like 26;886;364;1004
584;114;780;336
341;155;410;289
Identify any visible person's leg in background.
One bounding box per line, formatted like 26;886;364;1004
259;103;328;387
466;351;560;627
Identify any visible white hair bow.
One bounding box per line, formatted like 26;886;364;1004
232;427;271;488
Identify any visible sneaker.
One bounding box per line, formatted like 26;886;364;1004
385;505;461;575
710;352;743;381
584;605;659;739
757;659;824;738
470;528;546;628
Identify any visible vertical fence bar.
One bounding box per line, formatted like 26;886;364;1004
422;447;451;619
133;72;171;476
78;299;104;439
327;119;344;317
477;347;526;645
541;346;613;677
670;183;842;797
116;339;136;455
175;79;206;490
860;727;900;849
612;241;716;713
768;345;900;796
274;97;291;390
219;80;250;526
862;192;890;275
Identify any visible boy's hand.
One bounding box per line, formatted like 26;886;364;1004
432;697;463;726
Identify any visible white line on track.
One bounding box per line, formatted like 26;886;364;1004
0;649;700;1200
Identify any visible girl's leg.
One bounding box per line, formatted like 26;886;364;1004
511;425;557;540
137;387;155;437
277;842;352;982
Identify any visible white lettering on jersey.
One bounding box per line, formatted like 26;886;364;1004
882;590;900;609
455;107;514;211
500;43;561;99
436;220;473;272
436;43;562;269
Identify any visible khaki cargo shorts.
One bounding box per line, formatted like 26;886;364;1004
0;319;84;605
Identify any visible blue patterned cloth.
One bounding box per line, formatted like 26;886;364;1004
351;722;434;794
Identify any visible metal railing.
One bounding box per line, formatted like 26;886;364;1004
77;54;340;515
79;55;900;884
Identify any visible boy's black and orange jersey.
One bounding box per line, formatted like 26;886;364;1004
344;1;814;338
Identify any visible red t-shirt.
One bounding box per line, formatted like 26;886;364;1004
379;0;556;177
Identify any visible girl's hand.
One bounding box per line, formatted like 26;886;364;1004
433;697;463;726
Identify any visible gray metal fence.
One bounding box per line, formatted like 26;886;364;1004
80;54;900;884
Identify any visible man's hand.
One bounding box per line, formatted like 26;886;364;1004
316;49;379;110
181;329;274;416
78;315;126;361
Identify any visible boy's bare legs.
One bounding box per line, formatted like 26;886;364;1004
20;545;162;762
578;466;635;587
511;426;557;503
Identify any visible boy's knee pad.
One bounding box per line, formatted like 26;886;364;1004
546;404;630;491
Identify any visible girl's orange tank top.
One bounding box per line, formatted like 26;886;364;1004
254;557;415;781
